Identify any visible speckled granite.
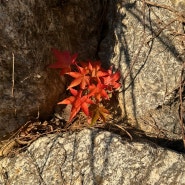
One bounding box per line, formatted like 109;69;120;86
1;129;185;185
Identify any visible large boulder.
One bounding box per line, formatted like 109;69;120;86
0;129;185;185
1;0;184;141
1;1;185;184
99;0;185;140
0;0;103;138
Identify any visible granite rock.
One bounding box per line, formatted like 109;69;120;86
1;129;185;185
0;0;104;138
99;0;185;140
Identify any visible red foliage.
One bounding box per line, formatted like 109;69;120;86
66;65;90;89
49;49;121;124
58;88;93;122
88;83;109;102
103;67;121;91
48;48;78;75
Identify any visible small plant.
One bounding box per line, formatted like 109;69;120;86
49;48;121;125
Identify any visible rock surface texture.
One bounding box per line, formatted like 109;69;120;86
99;0;185;140
0;0;103;138
1;129;185;185
1;1;185;184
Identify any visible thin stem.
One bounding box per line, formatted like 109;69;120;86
12;52;15;97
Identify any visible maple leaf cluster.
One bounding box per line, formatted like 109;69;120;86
49;49;121;125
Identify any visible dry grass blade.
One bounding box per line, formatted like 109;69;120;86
114;124;133;140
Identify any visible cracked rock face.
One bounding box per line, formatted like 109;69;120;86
1;129;185;185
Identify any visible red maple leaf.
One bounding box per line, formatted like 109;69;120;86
49;48;78;75
58;88;93;122
88;83;109;102
103;67;121;91
88;61;108;81
66;65;90;89
49;50;122;123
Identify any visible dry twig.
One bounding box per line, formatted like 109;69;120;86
145;0;185;23
114;124;133;140
11;52;14;98
179;62;185;148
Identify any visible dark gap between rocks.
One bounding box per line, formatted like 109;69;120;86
105;124;185;154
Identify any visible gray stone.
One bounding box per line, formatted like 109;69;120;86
1;1;185;184
1;0;184;141
0;0;103;138
99;0;185;140
1;129;185;185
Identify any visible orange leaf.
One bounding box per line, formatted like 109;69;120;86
88;61;108;79
88;83;109;102
103;69;121;91
67;65;90;89
58;88;93;122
